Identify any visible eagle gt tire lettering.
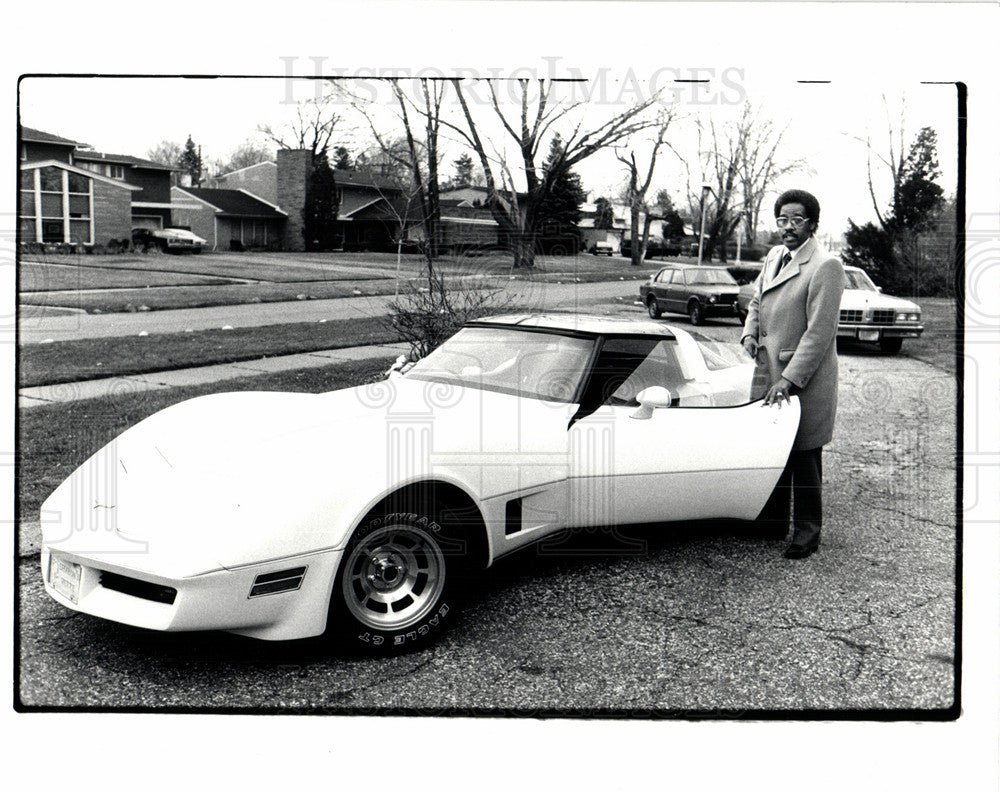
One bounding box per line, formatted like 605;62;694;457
330;507;460;653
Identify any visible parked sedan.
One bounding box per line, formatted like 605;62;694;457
640;264;741;325
39;315;799;654
132;227;206;253
736;264;923;354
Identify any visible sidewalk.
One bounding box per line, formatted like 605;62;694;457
18;341;411;409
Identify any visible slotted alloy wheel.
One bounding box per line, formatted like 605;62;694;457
341;522;447;632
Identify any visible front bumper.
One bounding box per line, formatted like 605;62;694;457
704;300;740;317
41;546;344;641
838;323;924;341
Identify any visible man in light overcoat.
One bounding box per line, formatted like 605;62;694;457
741;189;844;558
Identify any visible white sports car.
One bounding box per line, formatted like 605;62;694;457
40;315;800;652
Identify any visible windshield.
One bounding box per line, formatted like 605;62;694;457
686;331;753;372
686;268;738;286
844;269;878;291
406;326;596;403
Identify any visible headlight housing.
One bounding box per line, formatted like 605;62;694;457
708;295;717;303
896;311;920;322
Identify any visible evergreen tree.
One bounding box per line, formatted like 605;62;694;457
179;135;203;187
303;154;340;251
889;127;945;233
453;153;475;188
844;125;947;295
536;135;586;252
654;190;685;239
333;146;353;170
593;197;615;230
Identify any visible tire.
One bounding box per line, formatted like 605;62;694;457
878;337;903;355
647;296;662;319
329;506;461;653
688;300;704;326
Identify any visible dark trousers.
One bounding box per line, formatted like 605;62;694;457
757;447;823;543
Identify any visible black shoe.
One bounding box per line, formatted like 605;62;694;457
783;542;818;559
784;528;820;559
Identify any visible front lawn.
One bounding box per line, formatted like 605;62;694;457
19;316;403;386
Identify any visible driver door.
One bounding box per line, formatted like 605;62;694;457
565;336;799;528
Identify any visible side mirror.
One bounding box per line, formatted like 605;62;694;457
630;386;672;419
387;354;411;379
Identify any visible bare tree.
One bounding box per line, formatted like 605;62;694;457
615;111;675;265
343;79;445;269
736;107;802;246
855;95;909;232
146;140;184;186
259;93;342;159
681;104;801;261
448;78;662;268
220;139;275;174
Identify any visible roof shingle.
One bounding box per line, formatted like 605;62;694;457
178;187;286;218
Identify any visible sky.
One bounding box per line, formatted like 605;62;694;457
18;74;958;246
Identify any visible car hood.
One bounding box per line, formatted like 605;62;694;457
154;228;206;243
841;289;920;312
691;285;739;296
40;381;575;574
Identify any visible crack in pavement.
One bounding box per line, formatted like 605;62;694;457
315;650;439;704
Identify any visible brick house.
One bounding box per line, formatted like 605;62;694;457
72;150;177;231
205;161;278;205
18;126;179;248
20;127;81;164
170;187;287;251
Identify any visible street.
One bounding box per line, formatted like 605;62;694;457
17;277;649;343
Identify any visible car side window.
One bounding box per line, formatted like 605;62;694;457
606;339;689;405
578;337;688;412
656;269;671;283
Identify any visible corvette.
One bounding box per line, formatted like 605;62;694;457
40;315;800;652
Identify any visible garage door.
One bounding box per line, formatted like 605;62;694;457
131;216;163;231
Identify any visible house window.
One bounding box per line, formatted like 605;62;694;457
67;172;89;194
20;144;26;161
20;165;93;245
39;166;63;192
110;165;125;179
42;220;64;243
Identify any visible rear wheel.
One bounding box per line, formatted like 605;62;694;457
879;337;903;355
329;507;460;653
647;296;662;319
688;300;704;326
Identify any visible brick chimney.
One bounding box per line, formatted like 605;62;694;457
277;148;311;252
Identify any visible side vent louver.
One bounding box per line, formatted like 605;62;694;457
249;566;307;598
505;499;523;535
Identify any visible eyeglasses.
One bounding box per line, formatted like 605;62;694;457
776;216;809;229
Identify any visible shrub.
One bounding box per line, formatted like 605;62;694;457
386;268;521;360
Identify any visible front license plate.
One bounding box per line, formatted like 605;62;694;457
50;557;82;604
858;329;880;342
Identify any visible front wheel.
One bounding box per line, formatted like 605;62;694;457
647;297;662;319
329;508;458;653
688;300;704;326
879;337;903;355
